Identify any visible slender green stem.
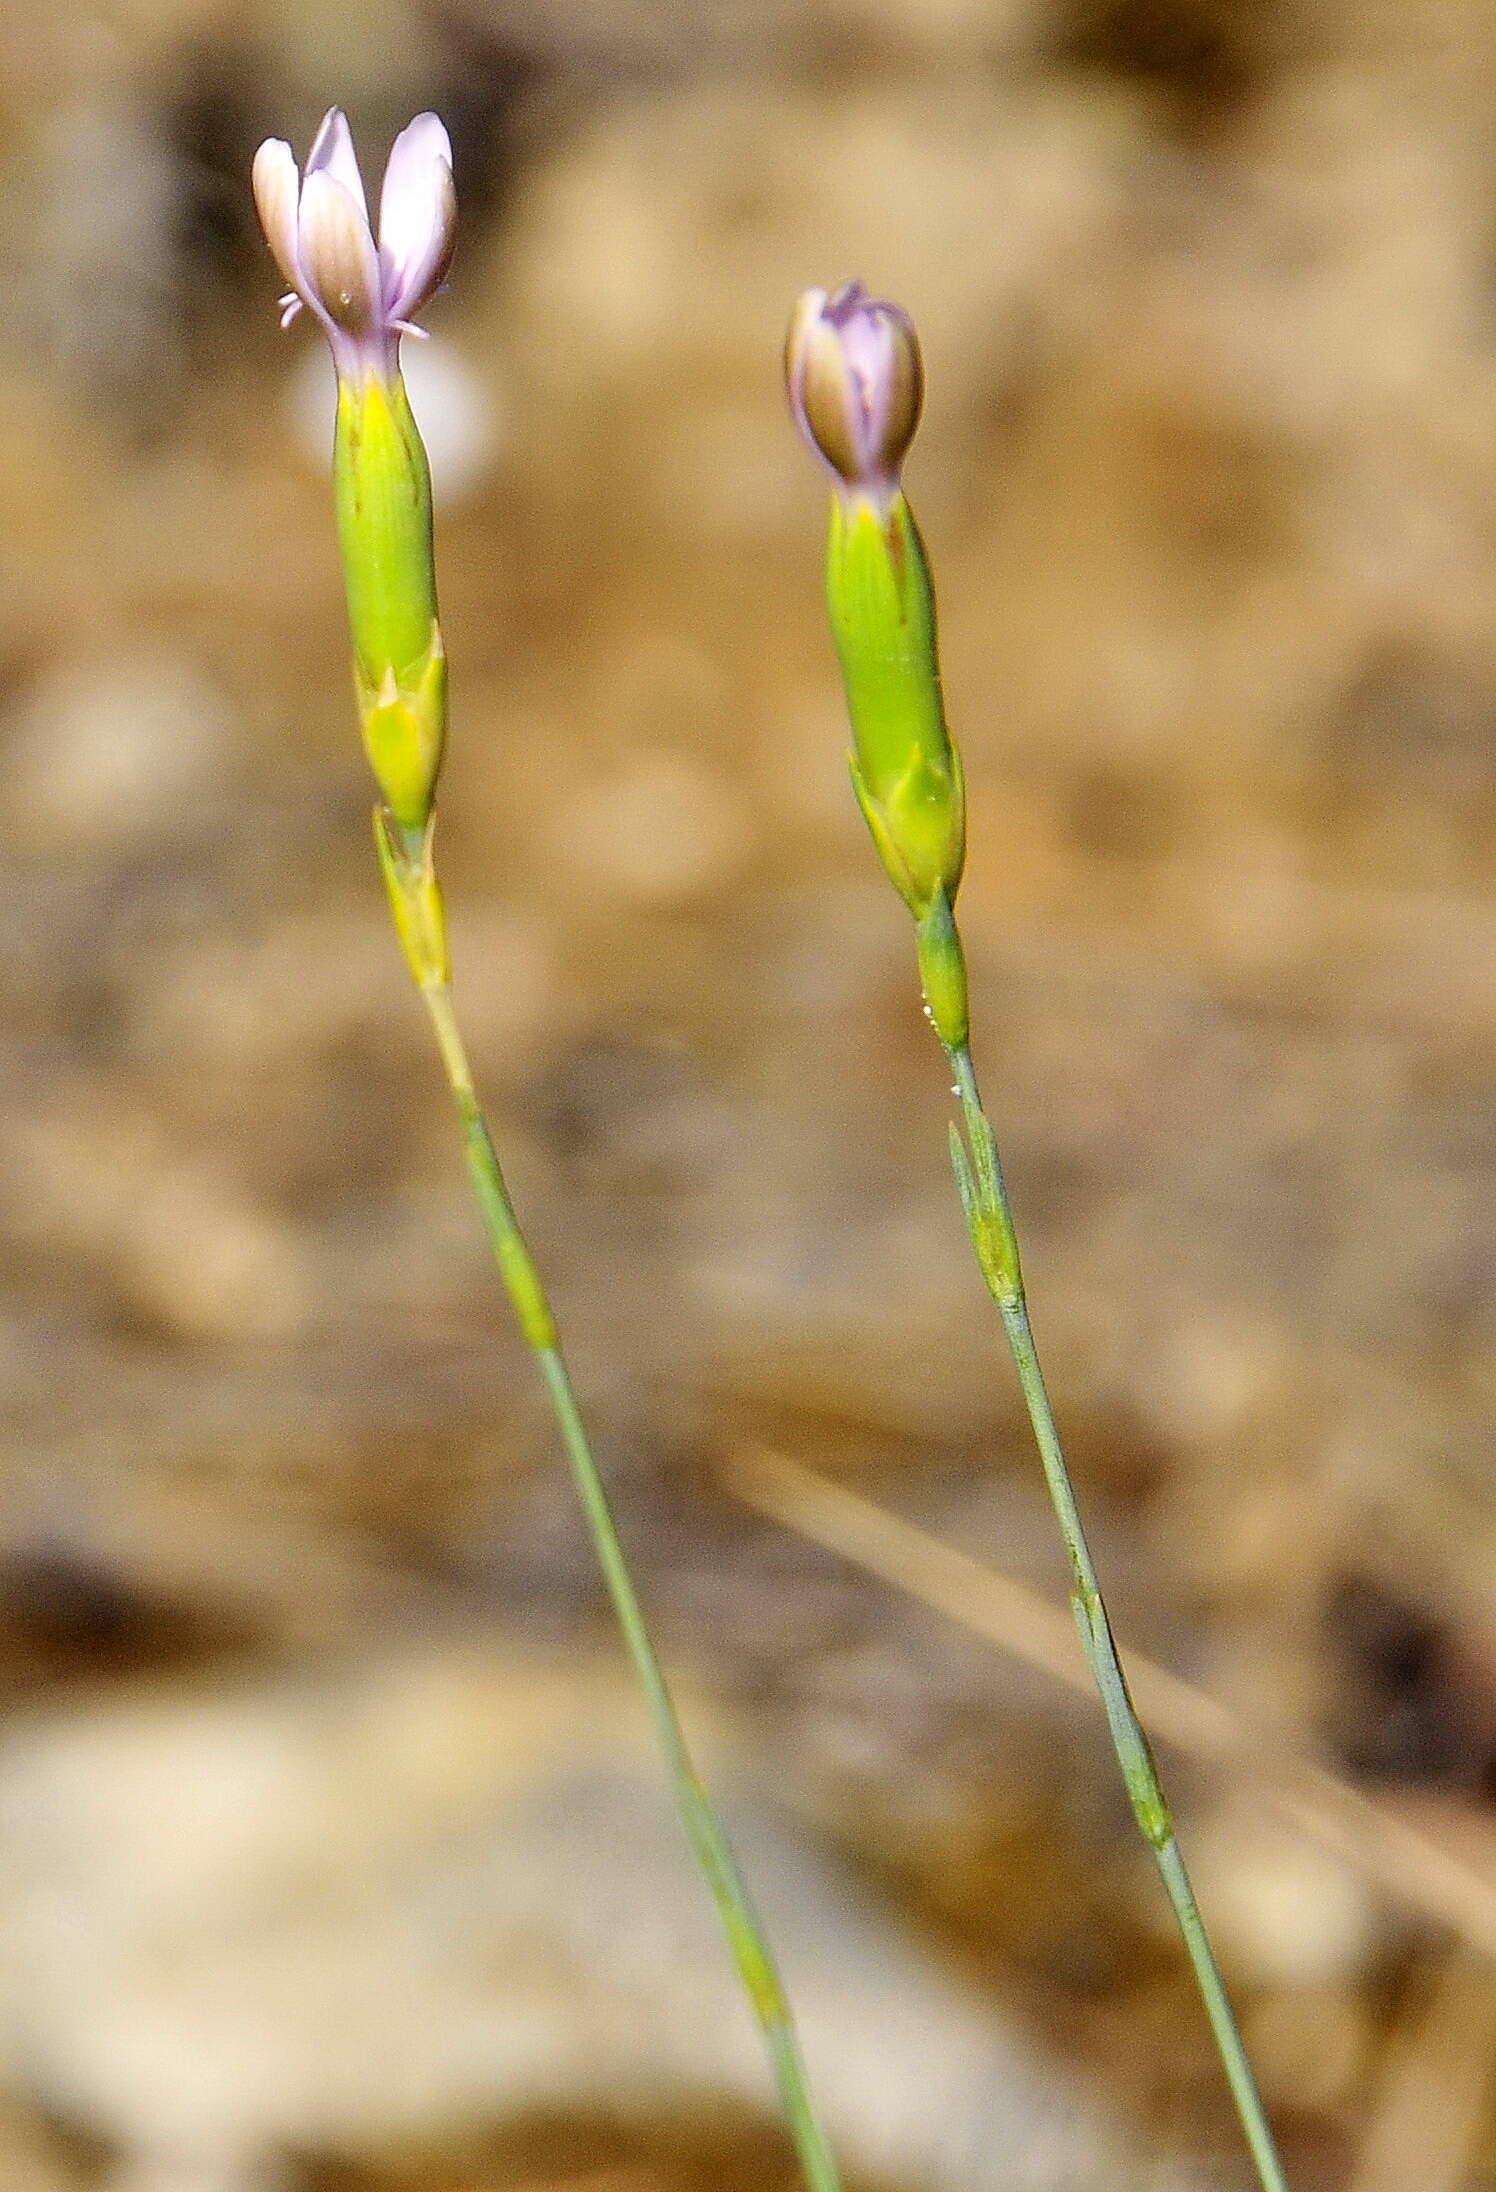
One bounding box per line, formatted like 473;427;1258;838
413;972;841;2192
947;1038;1289;2192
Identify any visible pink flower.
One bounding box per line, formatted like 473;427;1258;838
252;108;456;381
785;282;924;505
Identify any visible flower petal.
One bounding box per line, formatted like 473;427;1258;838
305;107;368;220
378;112;456;320
297;169;382;337
251;138;303;292
382;165;456;323
868;304;923;473
798;314;866;483
784;287;827;435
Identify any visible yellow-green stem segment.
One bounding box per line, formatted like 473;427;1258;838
377;821;842;2192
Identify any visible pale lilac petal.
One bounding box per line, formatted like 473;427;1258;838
826;287;920;472
783;286;828;441
379;112;451;243
378;112;456;320
297;169;382;337
251;138;303;292
381;162;456;322
798;315;865;481
305;107;368;220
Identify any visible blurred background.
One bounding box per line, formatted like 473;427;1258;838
0;1;1494;2187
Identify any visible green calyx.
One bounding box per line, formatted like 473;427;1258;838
827;491;965;920
334;369;446;832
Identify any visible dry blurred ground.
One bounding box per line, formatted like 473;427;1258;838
0;0;1494;2187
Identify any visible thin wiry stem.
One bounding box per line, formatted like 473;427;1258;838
406;964;841;2192
946;1036;1289;2192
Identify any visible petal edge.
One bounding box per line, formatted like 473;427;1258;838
251;139;302;292
306;107;368;219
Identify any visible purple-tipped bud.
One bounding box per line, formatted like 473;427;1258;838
252;108;456;381
785;282;924;503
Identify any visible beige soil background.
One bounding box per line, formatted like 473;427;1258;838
0;2;1493;2187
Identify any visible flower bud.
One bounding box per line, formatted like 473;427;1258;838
788;285;967;1036
785;283;923;504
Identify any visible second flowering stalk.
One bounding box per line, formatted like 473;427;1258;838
253;110;841;2192
787;281;1290;2192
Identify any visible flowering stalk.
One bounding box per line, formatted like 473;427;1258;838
254;111;841;2192
787;282;1290;2192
